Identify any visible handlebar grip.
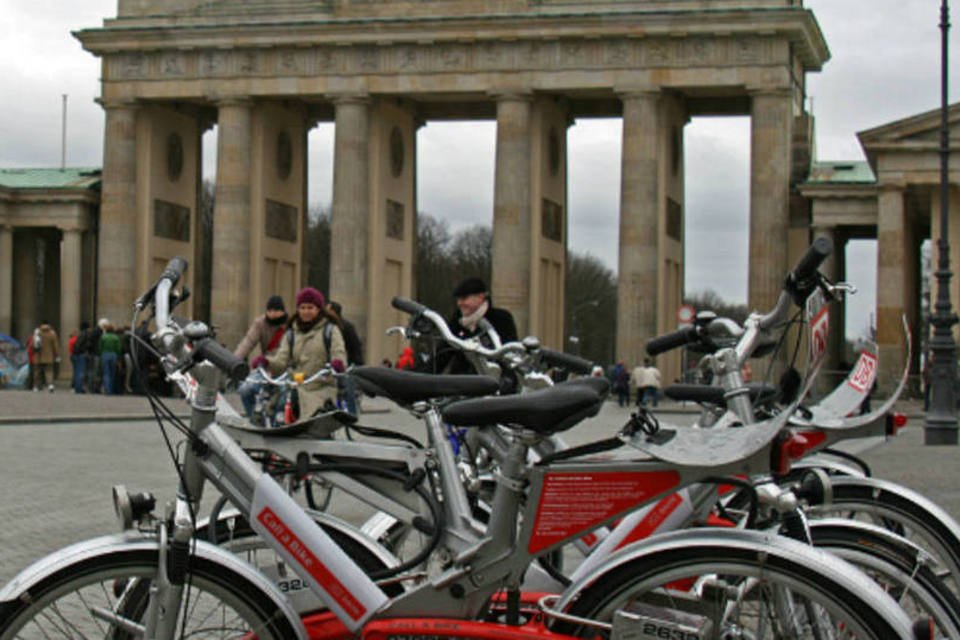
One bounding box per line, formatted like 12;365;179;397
391;296;428;316
645;326;699;356
790;236;832;284
160;257;189;288
539;348;594;375
193;338;250;382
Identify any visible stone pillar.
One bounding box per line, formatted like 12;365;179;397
491;93;533;336
59;228;83;380
616;89;661;367
0;225;12;334
211;99;253;350
876;184;908;391
97;101;138;323
330;95;371;342
748;89;794;313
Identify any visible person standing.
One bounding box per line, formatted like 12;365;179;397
99;323;123;394
325;300;363;416
85;319;106;393
70;322;90;393
612;360;630;407
631;358;662;408
434;276;518;374
258;287;346;420
31;322;60;392
234;295;289;418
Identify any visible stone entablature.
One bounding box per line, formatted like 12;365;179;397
78;4;826;104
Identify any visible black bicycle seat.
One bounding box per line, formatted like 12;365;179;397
350;366;499;405
442;383;603;434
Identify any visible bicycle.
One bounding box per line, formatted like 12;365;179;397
0;252;928;639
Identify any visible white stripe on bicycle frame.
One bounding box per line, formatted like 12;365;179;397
250;475;387;631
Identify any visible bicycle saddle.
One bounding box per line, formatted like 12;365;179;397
442;383;603;434
350;366;500;404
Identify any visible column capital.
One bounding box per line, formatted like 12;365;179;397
615;86;661;101
215;96;254;109
746;85;794;99
96;97;139;111
878;180;907;193
329;93;371;106
488;90;534;102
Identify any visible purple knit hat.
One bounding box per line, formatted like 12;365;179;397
295;286;325;309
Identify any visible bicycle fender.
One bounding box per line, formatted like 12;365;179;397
828;475;960;545
552;528;914;637
0;532;308;639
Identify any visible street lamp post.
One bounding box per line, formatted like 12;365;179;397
568;299;600;357
924;0;959;445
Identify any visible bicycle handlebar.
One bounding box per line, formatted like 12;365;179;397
193;337;249;382
390;296;525;360
538;348;594;375
645;326;699;357
256;366;333;387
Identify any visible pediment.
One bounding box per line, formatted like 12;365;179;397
858;102;960;147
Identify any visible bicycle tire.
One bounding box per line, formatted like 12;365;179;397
809;476;960;594
809;519;960;639
0;547;300;640
555;531;915;639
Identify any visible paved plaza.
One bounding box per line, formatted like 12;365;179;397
0;387;958;587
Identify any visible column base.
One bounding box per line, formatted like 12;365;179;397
923;416;959;445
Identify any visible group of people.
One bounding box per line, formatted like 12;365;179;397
611;358;663;409
23;318;131;394
234;276;515;423
235;287;363;421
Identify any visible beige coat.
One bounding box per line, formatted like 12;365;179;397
34;325;60;364
266;319;346;419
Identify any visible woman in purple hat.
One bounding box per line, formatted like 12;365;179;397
257;286;347;420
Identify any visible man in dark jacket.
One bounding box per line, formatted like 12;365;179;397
432;276;518;374
325;300;363;416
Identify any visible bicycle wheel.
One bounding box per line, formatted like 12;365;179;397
808;476;960;595
0;547;299;640
554;530;915;639
809;519;960;639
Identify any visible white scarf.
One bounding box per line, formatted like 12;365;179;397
459;300;489;332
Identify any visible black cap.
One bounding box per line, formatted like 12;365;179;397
266;295;285;311
453;277;487;298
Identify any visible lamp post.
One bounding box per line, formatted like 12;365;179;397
924;0;959;445
568;299;600;357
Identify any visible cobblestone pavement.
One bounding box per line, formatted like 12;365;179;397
0;387;957;586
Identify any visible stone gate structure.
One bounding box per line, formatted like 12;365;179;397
70;0;830;378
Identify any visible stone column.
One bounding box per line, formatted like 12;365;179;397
0;225;12;334
616;89;661;366
330;95;371;341
97;101;138;323
749;89;794;312
60;228;83;379
491;93;533;336
876;183;908;391
211;99;253;350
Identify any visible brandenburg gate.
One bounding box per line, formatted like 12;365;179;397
76;0;828;378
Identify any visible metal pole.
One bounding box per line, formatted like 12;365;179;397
60;94;68;171
924;0;958;444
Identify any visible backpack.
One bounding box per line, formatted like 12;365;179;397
285;323;334;357
74;330;89;356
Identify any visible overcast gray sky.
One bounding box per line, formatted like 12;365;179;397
1;0;956;339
